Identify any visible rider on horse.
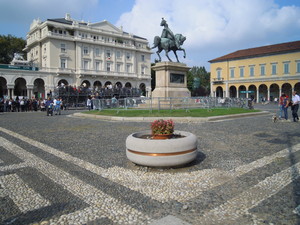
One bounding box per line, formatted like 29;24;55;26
160;18;180;49
152;18;186;62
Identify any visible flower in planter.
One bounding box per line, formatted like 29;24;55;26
151;119;174;135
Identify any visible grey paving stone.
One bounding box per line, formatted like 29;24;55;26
0;105;299;224
150;215;191;225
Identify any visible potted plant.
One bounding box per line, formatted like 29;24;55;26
126;127;198;167
151;119;174;139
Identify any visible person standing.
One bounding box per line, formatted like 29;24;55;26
282;94;289;120
20;98;25;112
279;93;285;119
86;97;92;111
291;91;300;122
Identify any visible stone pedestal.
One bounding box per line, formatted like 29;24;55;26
151;62;191;98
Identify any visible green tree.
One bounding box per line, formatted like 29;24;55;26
0;35;26;64
187;66;211;96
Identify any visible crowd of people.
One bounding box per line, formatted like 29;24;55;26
55;84;144;99
0;96;67;114
0;97;44;112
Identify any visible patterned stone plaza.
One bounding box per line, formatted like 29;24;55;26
0;104;300;224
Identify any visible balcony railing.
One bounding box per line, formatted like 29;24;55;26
26;31;149;51
212;77;224;84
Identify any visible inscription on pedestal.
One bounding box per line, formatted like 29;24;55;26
170;73;185;84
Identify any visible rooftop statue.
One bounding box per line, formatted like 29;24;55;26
13;53;25;61
152;18;186;63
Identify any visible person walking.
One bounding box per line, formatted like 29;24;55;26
291;91;300;122
55;98;62;115
45;97;54;116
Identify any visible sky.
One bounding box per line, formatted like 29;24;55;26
0;0;300;70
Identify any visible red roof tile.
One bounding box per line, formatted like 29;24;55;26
209;40;300;63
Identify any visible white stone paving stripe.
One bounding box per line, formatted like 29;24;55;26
0;136;151;224
293;205;300;216
1;126;300;203
0;162;30;171
0;174;51;213
232;143;300;176
198;161;300;224
0;127;106;174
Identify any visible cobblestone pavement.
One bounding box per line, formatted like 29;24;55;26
0;104;300;225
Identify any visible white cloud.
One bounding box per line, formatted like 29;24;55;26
116;0;300;68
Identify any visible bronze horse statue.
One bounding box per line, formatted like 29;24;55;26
152;33;186;63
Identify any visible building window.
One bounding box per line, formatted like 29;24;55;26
126;52;131;60
83;60;89;70
126;64;131;73
249;66;254;77
83;47;89;55
230;68;234;78
284;62;290;74
116;51;121;59
61;43;66;53
95;48;100;57
60;58;66;68
141;55;145;62
297;61;300;73
107;62;111;71
216;69;221;79
271;64;277;75
106;50;111;59
116;63;122;72
95;61;101;71
141;66;145;74
260;64;266;76
239;67;244;77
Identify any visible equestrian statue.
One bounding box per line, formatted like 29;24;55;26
152;18;186;63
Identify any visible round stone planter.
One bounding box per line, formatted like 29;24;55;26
126;130;197;167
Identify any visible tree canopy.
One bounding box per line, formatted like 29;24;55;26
0;35;26;64
187;66;210;96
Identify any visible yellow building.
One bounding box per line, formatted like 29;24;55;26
209;40;300;102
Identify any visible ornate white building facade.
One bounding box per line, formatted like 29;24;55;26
0;13;152;99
